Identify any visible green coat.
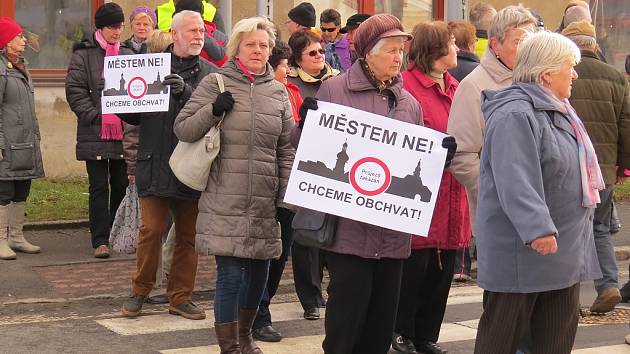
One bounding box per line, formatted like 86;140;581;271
0;55;44;180
569;50;630;184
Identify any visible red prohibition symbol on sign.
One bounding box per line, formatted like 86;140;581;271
127;77;148;99
349;157;392;196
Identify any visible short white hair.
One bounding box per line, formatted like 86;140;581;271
567;35;597;50
369;36;405;56
227;17;276;58
513;31;581;84
171;10;203;32
489;5;537;43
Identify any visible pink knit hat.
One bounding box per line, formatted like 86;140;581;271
353;14;411;58
0;17;23;49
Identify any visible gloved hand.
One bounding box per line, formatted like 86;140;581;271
163;74;185;97
212;91;235;117
442;136;457;168
298;97;318;129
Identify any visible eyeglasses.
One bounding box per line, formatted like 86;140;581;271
303;48;325;56
320;27;337;33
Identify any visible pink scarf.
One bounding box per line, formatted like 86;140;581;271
95;30;123;141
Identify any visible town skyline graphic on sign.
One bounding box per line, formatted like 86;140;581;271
103;72;168;96
297;142;432;202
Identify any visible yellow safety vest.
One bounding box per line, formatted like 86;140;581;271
156;0;217;31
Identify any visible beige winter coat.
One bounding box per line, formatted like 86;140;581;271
174;59;295;260
446;49;512;229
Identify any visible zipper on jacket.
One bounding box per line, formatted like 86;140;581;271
247;82;255;234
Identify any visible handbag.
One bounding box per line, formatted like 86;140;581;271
169;73;226;191
291;207;338;248
109;183;141;254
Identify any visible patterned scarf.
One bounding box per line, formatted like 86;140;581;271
94;30;123;141
542;86;604;207
359;59;397;93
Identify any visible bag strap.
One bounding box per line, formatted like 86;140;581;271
214;73;226;130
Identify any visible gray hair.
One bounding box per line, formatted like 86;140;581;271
563;6;592;27
171;10;202;32
513;31;580;84
469;2;497;31
489;5;537;43
227;17;276;58
368;36;405;56
567;34;597;50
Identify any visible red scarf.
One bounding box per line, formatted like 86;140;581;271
94;30;123;141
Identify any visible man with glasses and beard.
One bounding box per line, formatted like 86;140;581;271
117;10;217;320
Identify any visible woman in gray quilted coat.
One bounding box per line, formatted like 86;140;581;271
0;17;44;260
174;16;295;354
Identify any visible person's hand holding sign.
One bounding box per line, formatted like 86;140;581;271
298;97;318;129
442;136;457;168
163;74;185;97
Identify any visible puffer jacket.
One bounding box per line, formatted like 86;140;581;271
0;55;44;180
569;50;630;184
287;63;339;99
292;60;423;260
174;59;295;260
65;31;133;161
119;44;216;200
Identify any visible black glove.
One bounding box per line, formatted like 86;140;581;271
163;74;185;97
298;97;318;129
442;136;457;168
212;91;235;117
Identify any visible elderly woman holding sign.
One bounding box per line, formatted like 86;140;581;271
174;17;294;353
294;14;457;354
392;21;471;354
473;31;601;353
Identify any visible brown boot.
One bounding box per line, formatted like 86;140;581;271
214;322;241;354
590;287;622;313
8;202;40;253
0;205;16;260
239;309;263;354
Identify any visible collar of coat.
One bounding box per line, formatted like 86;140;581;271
406;66;457;94
480;48;512;84
457;50;480;63
342;59;405;100
580;49;600;61
288;63;339;83
72;30;132;53
220;57;275;84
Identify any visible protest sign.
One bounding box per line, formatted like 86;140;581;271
284;101;447;236
101;53;171;114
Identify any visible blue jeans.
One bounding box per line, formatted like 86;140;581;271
214;256;270;324
593;185;619;294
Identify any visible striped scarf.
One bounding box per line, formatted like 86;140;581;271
94;30;123;141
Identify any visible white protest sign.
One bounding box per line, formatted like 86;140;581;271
284;101;447;236
102;53;171;114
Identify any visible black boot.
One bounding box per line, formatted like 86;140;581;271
415;340;448;354
392;333;417;353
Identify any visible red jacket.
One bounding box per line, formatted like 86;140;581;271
201;21;228;67
402;68;471;250
285;81;303;123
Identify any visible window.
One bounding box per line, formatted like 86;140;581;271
592;0;630;73
375;0;435;31
2;0;103;84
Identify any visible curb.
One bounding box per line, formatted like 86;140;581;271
24;219;89;231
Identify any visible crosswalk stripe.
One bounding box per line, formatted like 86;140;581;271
96;302;324;336
160;334;326;354
572;344;630;353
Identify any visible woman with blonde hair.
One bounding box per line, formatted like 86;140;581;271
474;31;601;353
175;16;294;354
123;6;156;54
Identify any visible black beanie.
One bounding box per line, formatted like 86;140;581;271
288;2;316;28
94;3;125;29
174;0;204;16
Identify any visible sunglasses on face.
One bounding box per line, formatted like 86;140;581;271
320;27;337;32
303;48;325;56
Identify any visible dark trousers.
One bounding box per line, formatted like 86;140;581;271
292;241;325;311
474;283;580;354
132;196;199;306
454;246;471;275
395;249;456;344
322;251;403;354
254;207;295;330
214;256;270;324
0;180;31;205
85;159;127;248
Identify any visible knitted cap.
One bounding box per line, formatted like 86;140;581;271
340;13;370;34
288;2;316;28
129;5;156;25
0;17;22;49
353;14;411;58
562;20;595;38
175;0;204;15
95;3;125;29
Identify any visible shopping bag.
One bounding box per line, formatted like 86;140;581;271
109;183;141;254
